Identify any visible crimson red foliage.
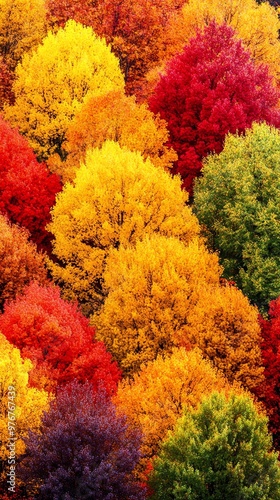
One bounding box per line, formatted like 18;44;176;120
0;117;61;253
254;297;280;449
0;282;121;394
149;22;280;194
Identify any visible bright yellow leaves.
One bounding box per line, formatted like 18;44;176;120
114;347;241;478
48;141;199;316
0;333;49;486
166;0;280;81
58;90;177;183
4;20;124;162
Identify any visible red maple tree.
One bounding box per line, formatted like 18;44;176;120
0;282;121;394
149;22;280;194
254;297;280;449
0;117;61;253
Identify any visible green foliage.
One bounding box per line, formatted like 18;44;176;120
194;122;280;312
149;391;280;500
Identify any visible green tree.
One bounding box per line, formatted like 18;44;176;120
4;20;124;164
48;141;199;316
149;392;280;500
194;122;280;312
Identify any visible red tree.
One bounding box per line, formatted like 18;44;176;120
149;22;280;194
0;117;61;253
0;282;121;393
254;297;280;449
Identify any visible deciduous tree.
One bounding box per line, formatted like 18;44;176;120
94;234;263;386
48;141;199;315
194;122;280;312
149;392;280;500
0;282;121;393
46;0;186;97
19;381;145;499
94;234;220;375
114;348;237;479
254;297;280;450
0;117;61;253
0;0;47;73
58;90;176;183
149;22;280;193
0;334;49;494
0;215;48;311
4;20;124;166
165;0;280;83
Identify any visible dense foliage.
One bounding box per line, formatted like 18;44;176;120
149;22;280;193
0;282;121;393
2;0;280;497
149;392;280;499
194;122;280;312
19;381;145;499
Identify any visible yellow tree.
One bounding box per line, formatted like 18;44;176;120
4;20;124;165
0;215;48;311
0;333;49;491
165;0;280;83
56;90;177;183
93;233;264;387
48;141;199;316
114;347;243;479
0;0;47;73
94;234;219;375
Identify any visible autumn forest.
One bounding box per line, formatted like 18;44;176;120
2;0;280;498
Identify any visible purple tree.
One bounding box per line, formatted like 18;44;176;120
19;381;145;499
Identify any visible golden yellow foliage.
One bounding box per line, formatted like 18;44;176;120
4;20;124;162
55;90;177;183
165;0;280;81
0;333;50;487
93;234;220;375
182;284;264;390
94;233;263;387
0;0;47;72
48;141;199;316
0;215;48;311
114;347;242;479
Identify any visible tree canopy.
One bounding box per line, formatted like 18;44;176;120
194;122;280;312
149;392;280;500
149;22;280;194
4;20;124;165
48;141;199;316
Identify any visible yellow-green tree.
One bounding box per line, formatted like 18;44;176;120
166;0;280;82
48;141;199;316
0;333;49;491
4;20;124;164
54;90;177;183
0;214;48;311
114;347;242;479
94;233;264;386
0;0;47;73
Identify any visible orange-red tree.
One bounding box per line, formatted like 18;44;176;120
0;282;121;393
0;215;48;311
